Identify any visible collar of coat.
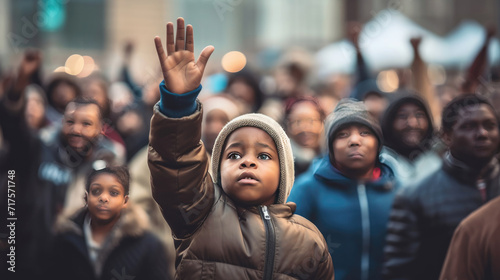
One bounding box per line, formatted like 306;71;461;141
443;151;500;184
54;203;151;249
311;155;395;191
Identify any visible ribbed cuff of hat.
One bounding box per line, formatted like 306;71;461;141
158;80;201;118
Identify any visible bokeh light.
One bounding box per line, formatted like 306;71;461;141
53;66;70;73
77;56;96;78
65;54;85;75
221;51;247;73
376;70;399;92
428;64;447;86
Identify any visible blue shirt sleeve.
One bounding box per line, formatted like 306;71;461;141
158;80;201;118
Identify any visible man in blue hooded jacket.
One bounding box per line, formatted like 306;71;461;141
288;99;398;280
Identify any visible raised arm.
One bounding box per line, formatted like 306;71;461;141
410;37;441;128
148;18;216;239
461;26;495;94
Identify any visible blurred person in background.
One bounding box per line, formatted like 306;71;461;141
127;145;176;278
0;50;125;277
284;96;325;176
288;99;398;280
45;72;82;127
383;94;500;280
116;41;162;161
115;107;149;162
380;93;443;183
439;195;500;280
347;22;389;122
23;84;57;142
0;50;48;279
82;73;126;161
225;69;264;113
200;93;245;156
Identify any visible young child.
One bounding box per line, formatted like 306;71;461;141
52;166;169;280
288;99;399;280
149;18;334;279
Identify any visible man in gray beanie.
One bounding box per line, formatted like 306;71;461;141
288;98;398;280
148;18;333;279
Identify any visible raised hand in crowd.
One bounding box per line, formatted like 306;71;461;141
154;17;214;94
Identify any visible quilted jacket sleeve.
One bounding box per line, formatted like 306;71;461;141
148;101;215;239
383;188;421;280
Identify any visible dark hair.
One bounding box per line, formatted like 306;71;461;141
68;97;103;120
284;96;326;123
441;94;498;133
226;69;264;112
84;73;112;119
86;166;130;195
45;73;82;109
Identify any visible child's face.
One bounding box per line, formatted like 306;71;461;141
332;124;378;173
220;127;280;206
87;173;128;224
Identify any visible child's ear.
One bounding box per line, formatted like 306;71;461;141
123;195;129;208
84;191;89;206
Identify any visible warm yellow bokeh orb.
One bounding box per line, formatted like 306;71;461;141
77;56;96;78
376;70;399;92
65;54;85;75
54;66;70;73
221;51;247;73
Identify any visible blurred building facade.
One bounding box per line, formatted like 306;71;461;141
0;0;498;79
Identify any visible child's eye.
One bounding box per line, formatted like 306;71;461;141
91;189;101;196
360;130;371;136
337;132;348;138
415;112;426;118
228;152;241;160
66;120;74;125
83;122;91;126
110;191;119;196
258;154;271;160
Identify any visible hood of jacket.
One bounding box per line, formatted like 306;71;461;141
55;202;151;242
381;94;434;158
211;113;295;204
312;155;395;191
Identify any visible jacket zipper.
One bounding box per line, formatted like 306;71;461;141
477;179;487;202
260;205;276;280
357;183;370;280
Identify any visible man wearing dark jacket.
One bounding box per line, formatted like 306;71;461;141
383;94;500;280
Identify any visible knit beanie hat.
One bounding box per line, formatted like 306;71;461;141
327;99;383;163
211;113;295;204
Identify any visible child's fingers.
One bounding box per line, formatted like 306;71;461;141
154;37;168;72
166;22;175;55
175;17;185;52
196;45;215;74
186;25;194;53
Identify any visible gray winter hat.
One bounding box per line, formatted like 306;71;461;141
211;113;295;204
327;99;383;162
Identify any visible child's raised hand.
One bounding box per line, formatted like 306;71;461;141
154;17;214;94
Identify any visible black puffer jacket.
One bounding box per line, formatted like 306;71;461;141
383;152;500;280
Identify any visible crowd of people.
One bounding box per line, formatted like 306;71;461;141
0;17;499;280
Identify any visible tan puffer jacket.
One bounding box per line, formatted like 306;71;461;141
148;102;334;279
